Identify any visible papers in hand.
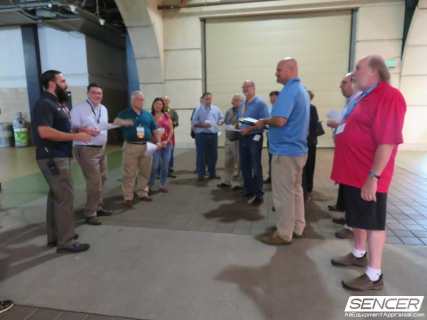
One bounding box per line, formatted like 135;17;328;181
326;110;343;123
239;117;258;126
107;123;120;130
204;119;219;128
145;142;158;156
225;124;240;132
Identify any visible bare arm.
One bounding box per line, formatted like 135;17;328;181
255;117;288;129
361;144;395;202
38;126;90;142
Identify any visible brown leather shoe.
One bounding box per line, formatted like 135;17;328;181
332;217;346;225
138;195;152;202
256;231;292;246
264;226;303;239
331;252;368;268
335;228;353;239
342;274;384;291
123;200;133;208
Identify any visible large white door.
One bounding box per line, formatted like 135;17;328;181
205;11;352;147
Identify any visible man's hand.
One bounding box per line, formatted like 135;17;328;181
74;132;92;142
83;127;100;137
254;119;265;130
327;120;339;129
240;127;253;136
195;123;211;129
114;118;134;127
361;177;378;202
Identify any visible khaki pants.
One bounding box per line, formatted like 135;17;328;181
272;155;307;241
122;142;152;200
222;139;240;186
74;146;107;217
37;158;75;247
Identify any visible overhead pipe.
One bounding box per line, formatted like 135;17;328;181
158;0;287;10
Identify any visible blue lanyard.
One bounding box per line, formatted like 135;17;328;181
87;99;101;124
342;83;378;121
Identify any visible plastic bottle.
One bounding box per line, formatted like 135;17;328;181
13;112;29;147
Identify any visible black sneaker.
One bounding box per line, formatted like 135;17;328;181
47;234;79;248
251;197;264;206
97;208;113;216
217;183;231;188
0;300;14;314
86;217;102;225
57;242;90;254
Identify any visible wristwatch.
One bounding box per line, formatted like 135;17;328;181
368;171;381;180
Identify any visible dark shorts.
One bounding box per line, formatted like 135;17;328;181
343;185;387;231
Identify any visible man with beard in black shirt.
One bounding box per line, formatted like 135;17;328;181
33;70;92;254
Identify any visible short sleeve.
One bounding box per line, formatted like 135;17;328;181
70;106;81;129
372;90;406;145
272;88;295;119
35;102;54;128
260;101;270;119
191;107;200;125
150;115;157;131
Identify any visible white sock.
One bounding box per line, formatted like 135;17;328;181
352;248;366;258
365;266;382;282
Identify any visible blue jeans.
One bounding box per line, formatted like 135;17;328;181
195;133;218;178
239;134;264;198
169;145;175;173
149;144;172;187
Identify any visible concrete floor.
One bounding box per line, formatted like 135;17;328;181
0;147;426;320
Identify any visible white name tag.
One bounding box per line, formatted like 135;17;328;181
253;134;261;142
335;123;346;135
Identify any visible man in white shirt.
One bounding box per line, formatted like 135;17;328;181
71;83;112;225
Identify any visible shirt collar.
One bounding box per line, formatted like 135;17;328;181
362;82;378;96
42;91;59;102
129;107;143;116
286;77;300;85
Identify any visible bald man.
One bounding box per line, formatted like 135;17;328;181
328;73;362;240
238;80;270;205
254;58;310;245
218;94;242;189
330;56;406;291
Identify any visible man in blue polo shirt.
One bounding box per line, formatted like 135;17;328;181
254;58;309;245
238;80;270;206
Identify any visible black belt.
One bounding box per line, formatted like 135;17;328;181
77;145;103;148
127;141;147;145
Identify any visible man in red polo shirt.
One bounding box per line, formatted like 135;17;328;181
330;55;406;291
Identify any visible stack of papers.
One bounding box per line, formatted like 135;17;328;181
239;117;258;126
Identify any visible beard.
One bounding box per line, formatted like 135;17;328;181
55;86;69;104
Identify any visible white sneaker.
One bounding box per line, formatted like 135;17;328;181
247;196;257;205
0;300;14;314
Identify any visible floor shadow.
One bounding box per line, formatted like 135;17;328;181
0;224;58;282
215;244;337;320
204;201;264;223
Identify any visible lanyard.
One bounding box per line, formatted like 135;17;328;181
342;83;378;121
87;99;101;124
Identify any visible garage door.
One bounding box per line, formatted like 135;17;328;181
205;11;352;147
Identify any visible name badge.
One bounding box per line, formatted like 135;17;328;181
253;134;261;142
335;123;346;135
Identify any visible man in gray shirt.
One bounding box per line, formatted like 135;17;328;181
218;94;242;189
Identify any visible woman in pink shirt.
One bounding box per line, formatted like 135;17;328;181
149;98;174;192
